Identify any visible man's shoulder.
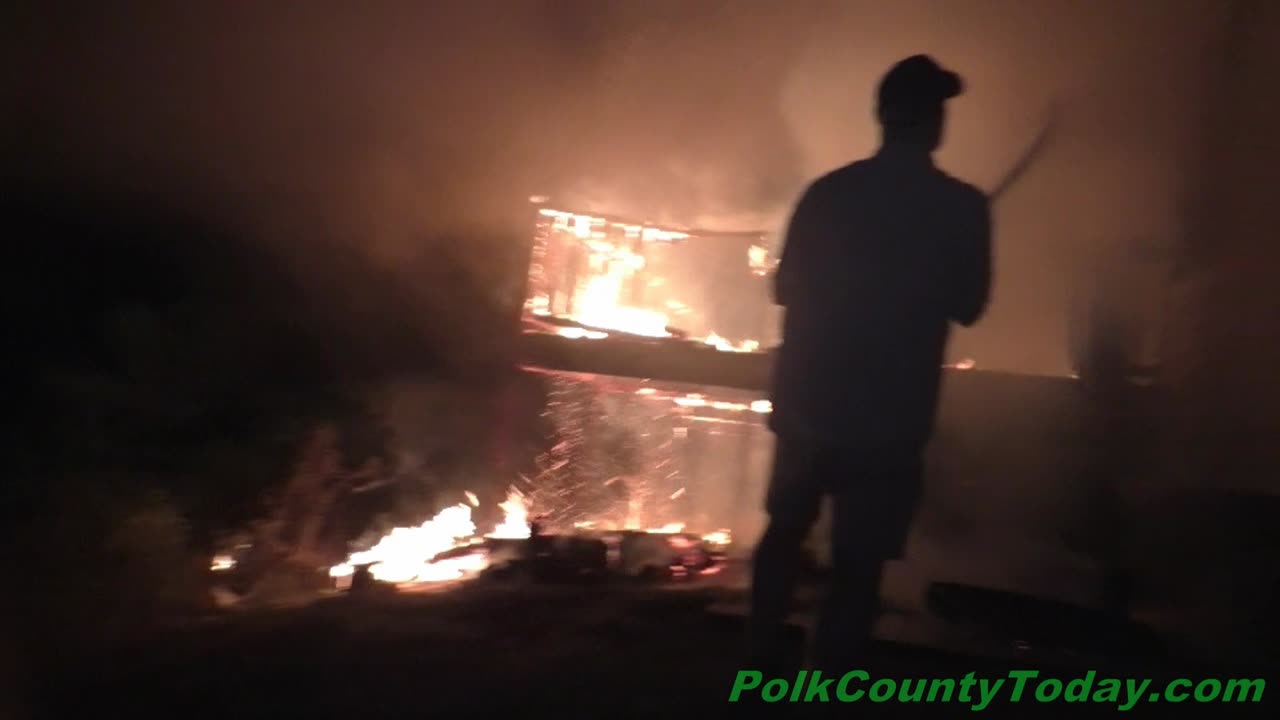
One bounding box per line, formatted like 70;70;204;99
814;160;874;184
802;161;987;211
803;161;875;197
932;169;988;206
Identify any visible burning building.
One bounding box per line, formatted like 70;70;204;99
524;201;778;346
514;198;783;546
323;199;777;588
325;194;1162;608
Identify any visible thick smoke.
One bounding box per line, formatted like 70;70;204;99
3;0;1233;374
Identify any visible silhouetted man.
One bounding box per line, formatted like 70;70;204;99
749;55;991;672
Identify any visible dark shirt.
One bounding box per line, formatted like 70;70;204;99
768;145;991;449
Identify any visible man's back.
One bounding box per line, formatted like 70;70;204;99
750;53;988;676
769;148;990;450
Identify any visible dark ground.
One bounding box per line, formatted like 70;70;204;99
31;569;1278;719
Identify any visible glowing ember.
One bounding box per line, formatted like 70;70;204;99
747;244;776;276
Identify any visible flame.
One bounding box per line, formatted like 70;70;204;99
337;504;478;584
210;554;236;572
487;488;531;539
647;522;685;534
702;331;761;353
702;529;732;546
557;327;608;340
328;480;729;587
747;244;777;276
704;332;735;352
410;551;489;583
575;273;670;337
533;207;683;338
329;487;531;586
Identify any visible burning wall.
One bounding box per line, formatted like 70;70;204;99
525;202;777;349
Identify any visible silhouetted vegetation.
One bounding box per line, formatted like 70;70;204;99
0;184;515;669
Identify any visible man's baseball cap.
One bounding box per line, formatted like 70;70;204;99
876;54;964;126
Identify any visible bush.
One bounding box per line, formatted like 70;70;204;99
6;481;203;667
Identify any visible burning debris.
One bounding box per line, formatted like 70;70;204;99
326;482;734;591
328;488;531;586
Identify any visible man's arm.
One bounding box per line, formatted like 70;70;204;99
949;191;991;327
773;182;824;307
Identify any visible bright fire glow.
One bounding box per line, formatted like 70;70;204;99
338;504;478;584
647;522;685;534
674;394;706;408
748;244;776;276
487;489;531;539
210;554;236;572
704;332;735;352
556;327;609;340
575;273;670;337
641;389;772;415
329;488;535;586
701;332;760;353
702;530;732;546
329;481;727;588
532;207;693;338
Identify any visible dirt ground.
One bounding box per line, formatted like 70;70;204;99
30;567;1277;720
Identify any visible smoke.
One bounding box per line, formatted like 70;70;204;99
2;0;1233;374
